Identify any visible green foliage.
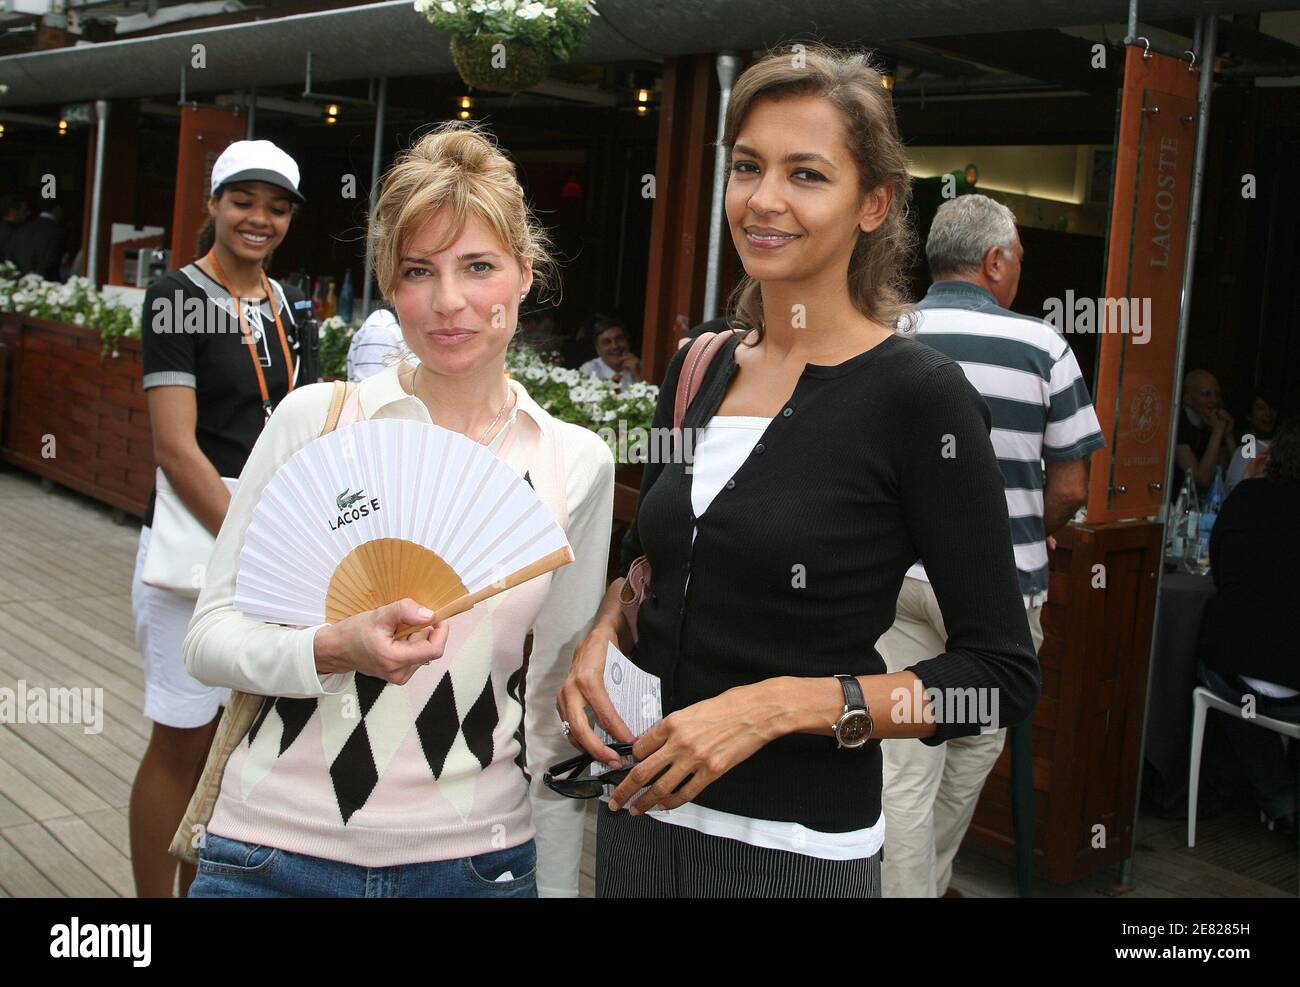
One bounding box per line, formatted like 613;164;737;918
317;315;357;380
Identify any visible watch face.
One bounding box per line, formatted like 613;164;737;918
837;711;871;748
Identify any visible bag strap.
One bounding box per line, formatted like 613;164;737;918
170;377;363;867
673;329;735;430
320;379;359;435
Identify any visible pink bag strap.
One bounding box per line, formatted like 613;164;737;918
673;329;734;430
336;381;363;429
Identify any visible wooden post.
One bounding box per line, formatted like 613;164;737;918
967;519;1163;882
169;105;247;268
640;54;720;382
1087;48;1201;522
967;47;1203;885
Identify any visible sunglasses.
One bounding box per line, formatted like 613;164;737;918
543;743;636;800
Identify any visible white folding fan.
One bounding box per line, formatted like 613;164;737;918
234;417;573;636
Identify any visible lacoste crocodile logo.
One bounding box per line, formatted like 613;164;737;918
336;488;367;511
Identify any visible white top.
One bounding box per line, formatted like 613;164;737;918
628;415;885;861
1240;675;1300;699
580;355;639;391
1225;439;1272;496
347;308;410;382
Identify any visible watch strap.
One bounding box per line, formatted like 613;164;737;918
835;674;865;712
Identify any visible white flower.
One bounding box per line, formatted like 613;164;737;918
440;0;458;9
542;5;556;16
74;313;85;326
470;0;487;10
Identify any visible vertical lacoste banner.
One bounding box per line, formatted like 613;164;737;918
169;105;245;267
1086;46;1200;522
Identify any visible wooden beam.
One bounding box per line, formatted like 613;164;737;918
641;54;719;383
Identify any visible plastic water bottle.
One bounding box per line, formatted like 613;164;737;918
1166;475;1190;564
1196;466;1227;572
338;270;355;324
1180;468;1203;574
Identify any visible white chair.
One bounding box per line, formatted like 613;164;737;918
1187;685;1300;893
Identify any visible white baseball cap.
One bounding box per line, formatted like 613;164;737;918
211;140;305;204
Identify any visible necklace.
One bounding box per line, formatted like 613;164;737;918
203;251;294;420
413;364;513;445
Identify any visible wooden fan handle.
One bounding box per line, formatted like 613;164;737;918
389;546;575;636
392;621;430;642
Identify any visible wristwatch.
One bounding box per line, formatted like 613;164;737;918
832;674;874;749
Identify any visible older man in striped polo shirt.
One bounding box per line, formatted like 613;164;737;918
879;194;1105;898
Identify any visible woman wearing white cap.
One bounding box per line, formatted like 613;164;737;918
129;139;319;897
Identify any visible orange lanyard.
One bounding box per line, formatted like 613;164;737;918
204;250;295;420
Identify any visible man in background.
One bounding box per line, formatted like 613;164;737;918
347;304;409;382
9;200;64;280
0;193;30;267
879;194;1105;898
580;314;641;390
1176;368;1235;494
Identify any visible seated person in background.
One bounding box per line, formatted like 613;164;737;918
1196;418;1300;840
1225;391;1279;494
1176;368;1235;495
518;308;563;354
579;314;642;390
561;313;595;369
346;304;410;382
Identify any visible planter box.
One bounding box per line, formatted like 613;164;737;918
0;313;152;517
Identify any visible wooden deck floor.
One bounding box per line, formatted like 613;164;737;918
0;464;1292;898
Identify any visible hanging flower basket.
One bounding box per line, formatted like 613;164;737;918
418;0;599;95
449;34;552;92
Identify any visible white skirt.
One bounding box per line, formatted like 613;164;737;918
131;525;230;728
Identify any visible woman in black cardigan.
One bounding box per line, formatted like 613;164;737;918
558;44;1039;897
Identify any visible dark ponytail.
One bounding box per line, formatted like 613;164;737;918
195;216;216;259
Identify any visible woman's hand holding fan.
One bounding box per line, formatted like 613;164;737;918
313;597;450;686
234;418;575;651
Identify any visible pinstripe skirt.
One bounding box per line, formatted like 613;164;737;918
594;803;881;898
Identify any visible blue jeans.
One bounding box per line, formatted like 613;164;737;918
188;833;538;898
1199;663;1300;820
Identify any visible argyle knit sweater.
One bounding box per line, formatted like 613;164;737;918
184;363;613;893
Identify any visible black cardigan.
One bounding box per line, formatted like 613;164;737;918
1198;475;1300;691
619;330;1040;833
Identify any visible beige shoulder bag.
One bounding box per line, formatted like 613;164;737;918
169;379;358;865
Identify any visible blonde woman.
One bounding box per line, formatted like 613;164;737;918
183;122;614;898
560;45;1040;898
